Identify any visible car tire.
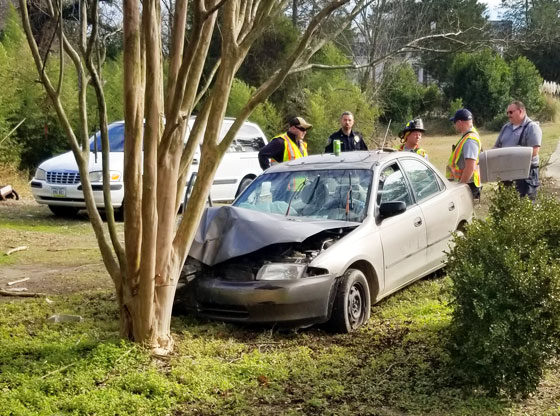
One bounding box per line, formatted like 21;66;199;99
48;205;80;218
235;177;253;198
328;269;371;333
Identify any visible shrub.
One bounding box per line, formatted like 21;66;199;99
509;56;545;116
447;186;560;397
447;50;511;125
378;63;423;125
304;84;379;153
538;94;560;122
226;78;282;139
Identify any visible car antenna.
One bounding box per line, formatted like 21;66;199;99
379;119;392;152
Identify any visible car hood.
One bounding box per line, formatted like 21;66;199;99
38;151;123;172
190;206;360;266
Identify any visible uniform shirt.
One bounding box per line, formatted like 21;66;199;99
258;131;304;170
399;145;429;160
493;116;542;165
457;138;480;170
325;129;368;153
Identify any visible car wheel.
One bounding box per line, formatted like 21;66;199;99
48;205;80;218
328;269;371;333
235;177;253;198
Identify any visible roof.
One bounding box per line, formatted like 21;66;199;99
265;150;401;173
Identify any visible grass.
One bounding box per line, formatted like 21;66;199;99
2;278;559;415
0;123;559;415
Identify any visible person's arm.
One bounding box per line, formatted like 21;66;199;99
493;125;507;149
359;134;368;150
526;123;542;159
325;134;335;153
258;139;283;170
460;159;476;183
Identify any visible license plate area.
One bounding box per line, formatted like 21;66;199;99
52;187;66;198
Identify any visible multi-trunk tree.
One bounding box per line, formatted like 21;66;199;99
18;0;369;355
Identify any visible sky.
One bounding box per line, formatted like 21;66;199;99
480;0;506;19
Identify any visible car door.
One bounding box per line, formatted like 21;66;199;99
400;158;458;270
376;162;427;294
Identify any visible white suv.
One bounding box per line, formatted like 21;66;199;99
30;117;267;217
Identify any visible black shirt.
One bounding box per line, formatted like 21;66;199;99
258;131;303;170
325;129;368;153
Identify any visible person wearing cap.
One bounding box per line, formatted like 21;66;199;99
258;116;311;170
396;118;428;160
493;100;542;199
325;111;368;153
447;108;482;198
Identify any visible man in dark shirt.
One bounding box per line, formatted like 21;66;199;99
258;116;312;170
325;111;368;153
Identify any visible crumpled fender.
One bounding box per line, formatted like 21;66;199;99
189;206;359;266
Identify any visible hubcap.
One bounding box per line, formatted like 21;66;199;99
347;283;364;328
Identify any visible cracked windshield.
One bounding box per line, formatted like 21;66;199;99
234;169;372;222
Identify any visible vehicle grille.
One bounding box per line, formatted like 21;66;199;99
46;171;81;185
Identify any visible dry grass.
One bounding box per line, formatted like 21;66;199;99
0;163;32;200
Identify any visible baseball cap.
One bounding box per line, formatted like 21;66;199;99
289;116;313;130
449;108;473;122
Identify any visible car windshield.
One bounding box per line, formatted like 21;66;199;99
89;123;126;152
234;169;372;222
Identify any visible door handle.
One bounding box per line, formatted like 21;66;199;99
414;217;423;227
448;202;455;211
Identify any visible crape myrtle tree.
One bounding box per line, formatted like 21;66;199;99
18;0;370;355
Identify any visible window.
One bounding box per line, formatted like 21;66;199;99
89;123;126;152
400;159;442;202
221;122;266;153
377;163;412;206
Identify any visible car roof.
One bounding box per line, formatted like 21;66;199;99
264;150;404;173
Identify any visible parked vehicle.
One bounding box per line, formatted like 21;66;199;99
30;117;267;217
175;150;475;332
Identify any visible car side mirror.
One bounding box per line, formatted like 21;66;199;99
379;201;407;218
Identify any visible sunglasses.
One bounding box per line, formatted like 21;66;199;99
507;109;518;115
294;125;307;132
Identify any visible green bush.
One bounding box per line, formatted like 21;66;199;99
447;50;511;125
378;63;423;125
447;186;560;397
304;84;379;153
226;78;282;139
509;56;545;116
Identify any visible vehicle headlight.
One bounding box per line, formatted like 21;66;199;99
34;168;46;181
88;171;122;182
256;263;306;281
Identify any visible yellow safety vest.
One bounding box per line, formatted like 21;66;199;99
446;128;481;187
270;133;308;165
396;143;428;159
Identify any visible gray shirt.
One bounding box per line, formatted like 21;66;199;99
493;116;542;164
457;138;480;170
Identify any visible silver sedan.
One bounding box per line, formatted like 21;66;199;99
175;150;474;332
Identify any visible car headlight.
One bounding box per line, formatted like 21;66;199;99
88;171;122;182
256;263;306;281
34;168;46;181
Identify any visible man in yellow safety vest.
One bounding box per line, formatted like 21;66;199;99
447;108;482;198
258;117;311;170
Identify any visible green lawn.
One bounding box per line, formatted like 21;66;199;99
1;124;560;415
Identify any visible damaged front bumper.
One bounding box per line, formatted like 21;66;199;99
176;273;339;327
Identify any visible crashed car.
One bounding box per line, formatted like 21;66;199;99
175;150;474;332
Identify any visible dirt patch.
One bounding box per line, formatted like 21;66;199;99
0;199;114;297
